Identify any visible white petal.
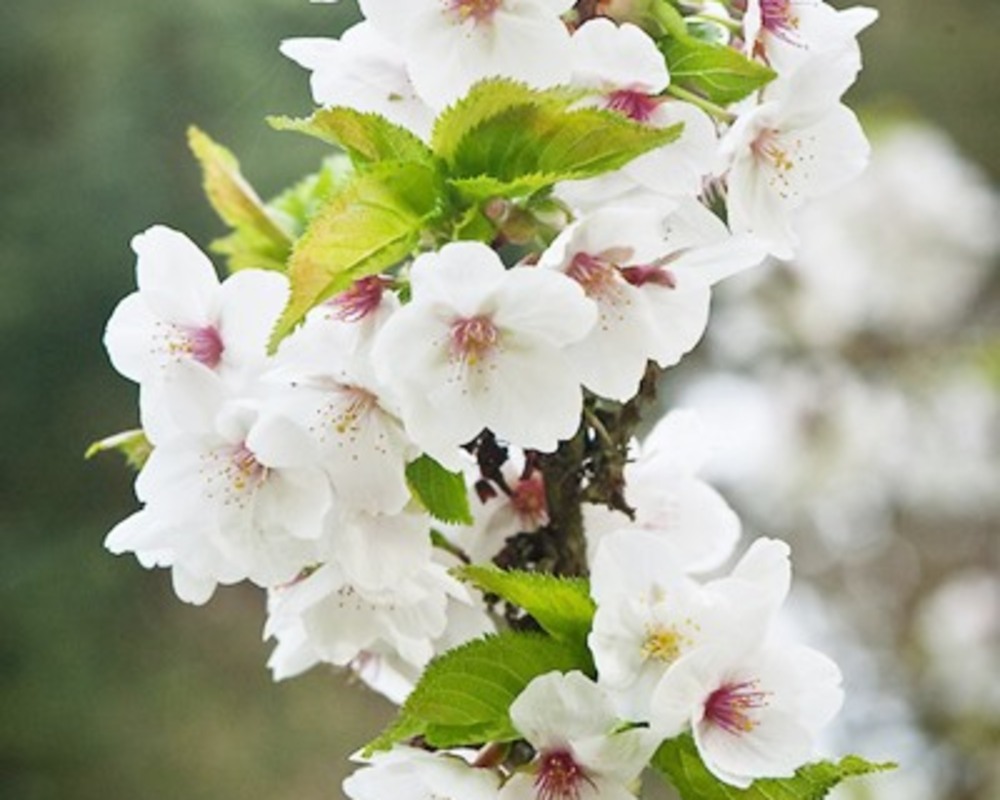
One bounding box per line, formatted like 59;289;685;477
510;671;618;749
132;225;219;325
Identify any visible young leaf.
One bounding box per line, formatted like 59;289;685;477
270;160;444;348
652;735;896;800
431;78;584;163
85;429;153;471
365;631;590;755
457;565;595;645
267;155;354;239
187;126;293;271
268;108;434;166
659;36;776;105
406;455;473;526
446;105;683;201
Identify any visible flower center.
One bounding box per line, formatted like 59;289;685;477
759;0;803;45
535;749;595;800
605;89;660;123
641;624;693;664
450;315;500;365
510;473;549;529
316;387;379;438
229;443;267;492
704;680;771;735
328;276;391;322
447;0;503;24
566;251;629;299
162;323;224;368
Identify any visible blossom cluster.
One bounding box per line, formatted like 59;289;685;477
98;0;882;797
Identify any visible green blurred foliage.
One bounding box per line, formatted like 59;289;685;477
0;0;996;797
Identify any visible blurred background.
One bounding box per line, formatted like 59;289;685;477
1;1;996;798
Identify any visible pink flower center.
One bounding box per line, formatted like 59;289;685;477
510;473;549;529
328;276;391;322
448;0;503;24
229;443;267;492
450;315;500;365
535;749;595;800
566;252;622;298
704;680;771;735
605;89;660;123
166;324;223;368
620;264;677;289
760;0;802;44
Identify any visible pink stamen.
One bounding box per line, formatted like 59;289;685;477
566;252;620;298
450;315;500;365
704;680;771;735
620;264;677;289
183;325;224;368
328;276;391;322
760;0;803;46
535;749;595;800
605;89;660;123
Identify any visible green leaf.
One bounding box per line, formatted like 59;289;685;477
85;429;152;471
188;127;293;271
269;160;444;349
659;35;776;105
652;735;896;800
406;455;473;526
431;79;584;163
267;156;354;238
457;565;595;646
446;105;683;201
268;108;434;166
365;631;590;754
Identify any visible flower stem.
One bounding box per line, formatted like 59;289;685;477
666;84;737;122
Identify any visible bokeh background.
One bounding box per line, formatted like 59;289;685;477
1;1;997;798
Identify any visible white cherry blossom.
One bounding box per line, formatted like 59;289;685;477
558;18;718;209
106;391;333;604
103;225;289;442
721;49;871;258
744;0;878;74
588;532;791;720
650;642;844;787
584;409;740;572
264;306;418;514
358;0;574;109
281;22;435;138
266;553;464;674
373;242;596;467
538;201;763;400
501;670;659;800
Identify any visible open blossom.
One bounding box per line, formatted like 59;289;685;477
539;202;763;401
501;671;659;800
266;552;465;674
358;0;574;109
721;49;871;258
265;309;418;514
744;0;878;74
373;242;596;467
106;391;333;604
584;409;741;572
103;225;289;442
558;18;717;209
650;643;844;787
280;22;435;138
588;532;791;720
